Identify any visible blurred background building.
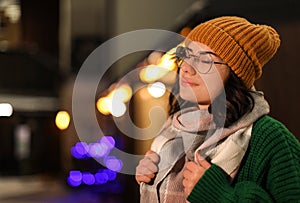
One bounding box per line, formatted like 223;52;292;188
0;0;299;202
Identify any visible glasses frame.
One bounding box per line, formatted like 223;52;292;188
175;45;227;74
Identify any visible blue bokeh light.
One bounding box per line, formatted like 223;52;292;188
71;146;85;159
74;142;89;157
69;136;122;188
100;136;115;149
94;172;109;184
67;177;81;187
67;170;82;187
103;169;117;181
104;156;123;172
82;172;95;185
89;143;109;158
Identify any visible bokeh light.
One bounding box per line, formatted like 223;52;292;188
100;136;115;150
71;142;89;158
55;111;70;130
68;136;121;187
88;143;109;158
112;84;132;103
110;101;126;117
0;103;13;117
94;172;109;184
96;97;111;115
104;156;123;172
67;170;82;187
147;82;166;98
82;172;95;185
96;83;132;117
139;48;177;83
103;169;117;181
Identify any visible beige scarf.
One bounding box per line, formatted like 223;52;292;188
140;90;270;203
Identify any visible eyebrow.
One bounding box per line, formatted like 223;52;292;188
199;51;217;56
185;46;218;57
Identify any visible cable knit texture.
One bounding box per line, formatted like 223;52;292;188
187;116;300;202
186;16;281;89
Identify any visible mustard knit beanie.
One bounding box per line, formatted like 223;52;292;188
186;16;281;89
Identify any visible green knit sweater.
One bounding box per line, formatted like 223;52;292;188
187;115;300;202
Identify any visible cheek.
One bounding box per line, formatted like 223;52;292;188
200;73;227;99
179;84;211;104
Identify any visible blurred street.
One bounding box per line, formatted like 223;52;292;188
0;175;124;203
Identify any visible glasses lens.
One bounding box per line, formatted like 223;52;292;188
175;46;215;73
184;53;213;74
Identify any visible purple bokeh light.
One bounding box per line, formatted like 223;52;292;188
82;172;95;185
67;170;82;187
88;143;109;158
104;156;123;172
100;136;115;149
94;172;109;184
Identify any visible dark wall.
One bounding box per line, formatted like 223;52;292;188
20;0;59;58
256;22;300;139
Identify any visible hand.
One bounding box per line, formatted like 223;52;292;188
182;153;211;197
135;150;160;184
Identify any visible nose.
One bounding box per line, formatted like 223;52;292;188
180;61;197;75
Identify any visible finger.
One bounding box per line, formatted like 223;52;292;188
145;150;160;163
182;178;189;188
139;158;158;173
136;161;157;175
136;174;152;184
136;166;156;176
182;179;193;196
185;161;200;172
135;165;156;184
196;153;211;169
183;167;193;179
145;150;155;156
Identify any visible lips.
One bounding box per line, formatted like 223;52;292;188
180;78;198;87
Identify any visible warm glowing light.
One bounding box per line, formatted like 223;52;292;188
158;48;177;71
110;101;126;117
147;82;166;98
0;103;13;117
55;111;70;130
139;65;169;83
96;97;111;115
4;4;21;23
97;84;132;116
139;48;177;83
111;84;132;102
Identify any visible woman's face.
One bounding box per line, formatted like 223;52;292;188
179;42;230;109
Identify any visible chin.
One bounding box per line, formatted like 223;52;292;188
180;90;195;102
180;91;211;106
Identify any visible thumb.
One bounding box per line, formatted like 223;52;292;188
196;153;211;169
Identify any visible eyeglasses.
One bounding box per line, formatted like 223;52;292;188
174;45;227;74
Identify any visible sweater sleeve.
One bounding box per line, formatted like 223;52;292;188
187;116;300;203
187;164;274;202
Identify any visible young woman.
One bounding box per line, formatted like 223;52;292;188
135;16;300;202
